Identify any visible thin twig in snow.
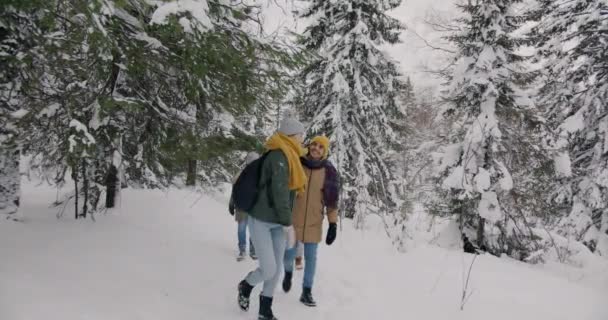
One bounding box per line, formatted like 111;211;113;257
429;250;451;294
56;194;73;219
461;254;478;310
190;192;205;208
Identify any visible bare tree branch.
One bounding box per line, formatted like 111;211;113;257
408;28;456;54
424;7;463;33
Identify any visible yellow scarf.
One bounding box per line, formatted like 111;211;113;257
265;133;308;193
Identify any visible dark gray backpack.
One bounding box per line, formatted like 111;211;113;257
230;152;270;212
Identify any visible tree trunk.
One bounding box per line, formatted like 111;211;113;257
477;216;485;249
186;159;197;186
0;149;20;218
81;160;88;219
105;164;118;208
107;49;121;96
73;166;79;219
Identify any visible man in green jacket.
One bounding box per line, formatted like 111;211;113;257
237;118;308;320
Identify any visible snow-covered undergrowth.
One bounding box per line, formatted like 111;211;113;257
392;202;608;275
1;182;606;320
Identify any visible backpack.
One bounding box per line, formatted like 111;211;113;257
231;152;270;212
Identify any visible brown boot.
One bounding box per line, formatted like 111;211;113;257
295;256;303;270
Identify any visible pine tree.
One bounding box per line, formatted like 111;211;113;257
150;0;304;187
0;0;52;219
533;0;608;254
296;0;407;222
13;0;190;216
5;0;304;215
436;0;556;258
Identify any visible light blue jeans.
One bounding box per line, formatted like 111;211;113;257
237;217;254;253
245;216;286;297
284;242;318;289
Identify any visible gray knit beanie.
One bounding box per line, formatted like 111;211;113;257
278;118;305;136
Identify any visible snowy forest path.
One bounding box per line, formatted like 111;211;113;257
0;183;606;320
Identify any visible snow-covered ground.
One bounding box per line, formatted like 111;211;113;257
1;182;607;320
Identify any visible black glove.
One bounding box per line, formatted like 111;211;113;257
326;223;337;245
229;201;235;216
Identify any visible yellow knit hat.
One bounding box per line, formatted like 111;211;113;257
310;135;330;159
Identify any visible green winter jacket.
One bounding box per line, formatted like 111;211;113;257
248;150;295;226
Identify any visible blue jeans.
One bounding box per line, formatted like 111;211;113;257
284;242;318;289
237;217;254;253
244;217;286;297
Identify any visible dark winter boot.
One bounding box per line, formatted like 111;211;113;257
250;242;257;260
238;280;254;311
237;250;247;261
300;287;316;307
282;271;292;292
258;295;278;320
